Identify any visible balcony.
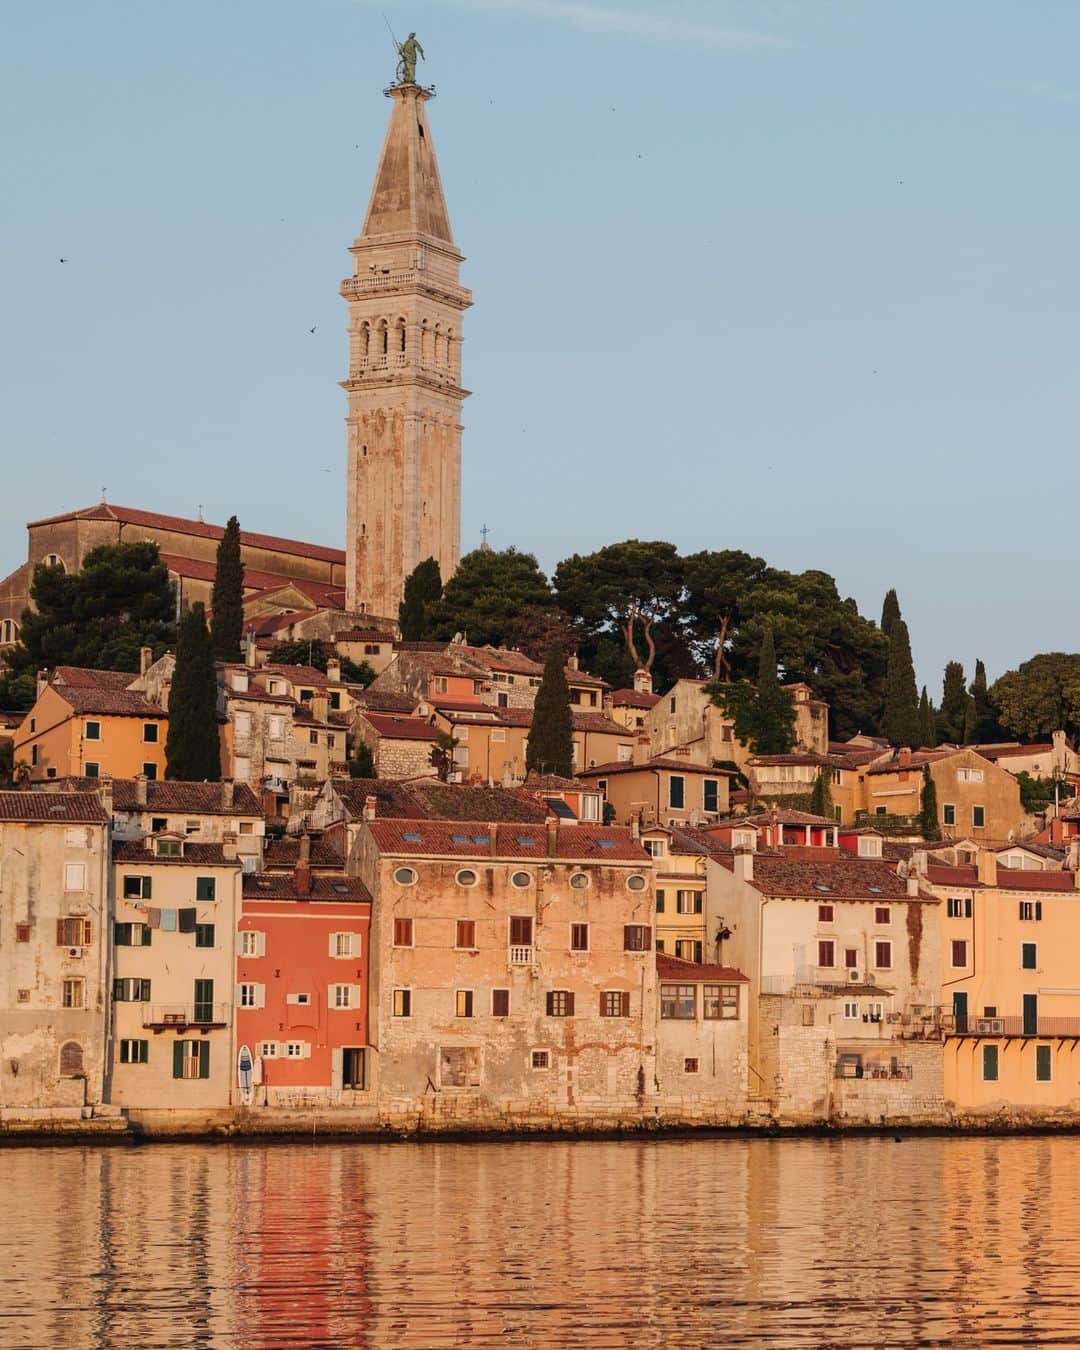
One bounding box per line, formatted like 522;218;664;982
947;1015;1080;1039
835;1059;914;1081
854;810;923;836
142;1004;231;1033
342;271;417;295
508;945;534;966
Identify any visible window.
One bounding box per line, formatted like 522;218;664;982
569;872;590;890
943;804;956;826
113;978;151;1002
972;806;986;829
669;776;685;809
119;1039;148;1065
818;904;834;922
644;839;667;858
818;940;835;968
1022;942;1037;971
510;870;531;888
284;1042;309;1059
626;874;647;892
15;923;31;943
195;923;215;948
455;869;478;887
546;990;575;1017
234;756;251;781
1036;1044;1052;1082
150;817;168;832
874;941;892;970
947;897;973;918
492;988;510;1017
531;1050;550;1070
843;1000;860;1020
623;924;651;952
286;992;311;1006
174;1041;210;1080
957;767;984;783
570;923;589;952
156;839;181;858
394;867;418;886
660;984;696;1019
331;984;360;1010
340;1046;366;1089
392;988;411;1017
62;978;84;1009
455;919;476;950
703;984;739;1019
238;983;264;1008
193;877;216;902
676;890;703;915
123;875;152;900
258;1041;278;1058
63;863;86;892
143;723;159;743
333;932;357;958
874;907;891;925
982;1044;999;1082
240;930;264;957
950;939;968;968
656;889;665;913
703;779;720;814
455;989;474;1018
509;915;533;946
1019;901;1043;922
114;922;151;947
185;820;200;835
394;918;414;947
234;711;253;737
57;916;92;947
85;721;101;741
684;1058;699;1074
844;948;858;969
601;991;630;1017
675;939;702;962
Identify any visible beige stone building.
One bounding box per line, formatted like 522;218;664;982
343;79;470;620
862;745;1030;842
104;777;265;872
577;753;735;829
655;953;748;1113
0;792;111;1117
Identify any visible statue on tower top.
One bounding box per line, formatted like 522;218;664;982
395;32;424;85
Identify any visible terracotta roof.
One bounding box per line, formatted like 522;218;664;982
718;809;835;827
460;646;542;676
578;758;738;778
28;502;345;565
925;862;1077;892
331;778;429;819
159;554;344;609
54;687;165;718
263;837;346;869
113;840;239;865
362;713;437;741
406;782;548;823
523;773;588;791
260;664;330;686
51;666;135;690
610;688;661;709
111;779;263;816
334;629;393;642
431;698;499;714
367;820;650;862
656;953;748;983
749;752;847;769
729;856;923;901
354;689;417;714
243;873;371;902
0;791;108;823
975;742;1055;761
865;750;958;776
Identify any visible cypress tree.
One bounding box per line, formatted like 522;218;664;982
809;767;833;819
399;557;443;641
882;618;920;747
962;693;977;744
526;643;575;778
920;764;941;841
970;658;1000;742
166;603;221;781
753;626;797;755
210;515;245;661
938;661;968;743
880;588;902;640
918;685;936;748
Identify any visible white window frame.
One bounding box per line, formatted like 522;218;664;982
240;931;265;957
843;1000;859;1019
63;862;86;892
238;982;265;1008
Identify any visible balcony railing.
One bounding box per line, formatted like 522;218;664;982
142;1004;231;1032
835;1061;914;1081
854;810;923;836
508;945;534;966
947;1015;1080;1038
342;271;417;294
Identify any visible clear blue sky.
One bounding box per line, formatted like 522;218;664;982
3;1;1078;693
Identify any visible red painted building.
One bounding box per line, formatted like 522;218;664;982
237;841;372;1105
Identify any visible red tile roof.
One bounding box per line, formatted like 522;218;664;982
865;750;957;776
925;864;979;887
354;689;417;714
656;953;748;983
263;837;345;869
361;713;437;741
113;840;239;865
110;779;263;816
610;688;661;709
159;554;345;610
51;666;135;690
926;862;1077;892
367;819;650;862
54;687;165;718
260;664;331;686
243;873;371;902
975;742;1054;761
0;791;108;823
578;758;738;778
730;856;923;901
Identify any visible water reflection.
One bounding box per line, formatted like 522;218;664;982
2;1136;1080;1347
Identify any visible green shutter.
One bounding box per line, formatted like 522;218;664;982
141;876;152;899
694;894;703;914
196;877;216;902
172;1041;185;1079
982;1044;998;1082
1036;1044;1051;1082
114;923;129;946
655;889;665;913
1022;943;1036;970
198;1041;210;1079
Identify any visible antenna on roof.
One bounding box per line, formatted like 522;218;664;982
100;486;107;502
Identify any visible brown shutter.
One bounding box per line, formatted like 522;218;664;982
565;992;575;1016
83;919;93;947
599;991;608;1017
545;991;555;1016
643;927;652;950
56;919;65;945
622;991;631;1016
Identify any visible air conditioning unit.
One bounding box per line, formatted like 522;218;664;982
848;969;862;982
68;947;82;958
975;1018;1004;1034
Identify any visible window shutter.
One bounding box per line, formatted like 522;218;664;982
329;933;338;957
599;991;607;1016
141;876;152;900
83;919;93;946
198;1041;211;1079
656;890;665;912
172;1041;185;1079
964;898;972;918
142;924;153;947
545;992;555;1016
350;984;361;1006
140;979;151;1001
694;895;703;914
56;919;65;945
621;991;631;1017
331;1047;344;1090
565;992;575;1016
643;928;652;951
1036;901;1043;920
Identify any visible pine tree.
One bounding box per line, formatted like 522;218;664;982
399;557;443;641
920;764;941;841
882;618;920;747
918;686;936;748
210;516;245;662
166;603;221;781
938;661;968;743
526;643;574;778
880;588;902;640
809;767;833;819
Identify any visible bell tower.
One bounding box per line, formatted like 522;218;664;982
342;69;471;621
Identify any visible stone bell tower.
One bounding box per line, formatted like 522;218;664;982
342;68;471;621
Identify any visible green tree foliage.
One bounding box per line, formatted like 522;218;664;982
266;639;374;686
429;730;460;782
882;618;920;747
683;549;769;679
348;742;375;778
937;661;969;744
710;627;796;755
970;658;1002;742
166;603;221;781
809;767;833;819
554;540;682;673
1014;771;1063;814
0;738;13;786
918;686;936;748
962;692;977;744
526;644;574;778
209;516;245;662
990;653;1080;741
2;544;175;707
434;548;552;649
880;588;902;640
398;557;443;641
920;764;941;841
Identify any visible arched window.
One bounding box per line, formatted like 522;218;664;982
59;1041;84;1076
433;324;443;365
396;317;407;354
446;328;455;371
358;321;370;357
377;320;388;355
44;554;65;571
420;319;430;364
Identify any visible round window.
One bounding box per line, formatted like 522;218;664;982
569;872;590;890
456;868;478;887
626;874;647;892
510;871;531;889
393;866;417;886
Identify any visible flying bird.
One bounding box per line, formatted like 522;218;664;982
309;326;317;334
60;257;67;263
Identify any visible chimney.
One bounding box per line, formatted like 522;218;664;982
363;794;377;821
134;773;148;807
327;658;341;684
734;848;754;883
488;825;498;858
906;874;919;897
220;778;234;810
633;667;653;695
630;815;640;841
568;653;579;672
36;668;49;698
633;732;651;766
546;815;559;858
312;693;329;726
139;645;152;676
97;775;113;816
222;831;239;861
898;747;912;768
245;631;257;667
976;850;997;888
294;832;312;896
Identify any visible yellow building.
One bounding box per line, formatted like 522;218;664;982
641;825;711;961
577;754;734;829
862;746;1028;842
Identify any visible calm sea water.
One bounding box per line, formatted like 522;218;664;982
1;1135;1078;1348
